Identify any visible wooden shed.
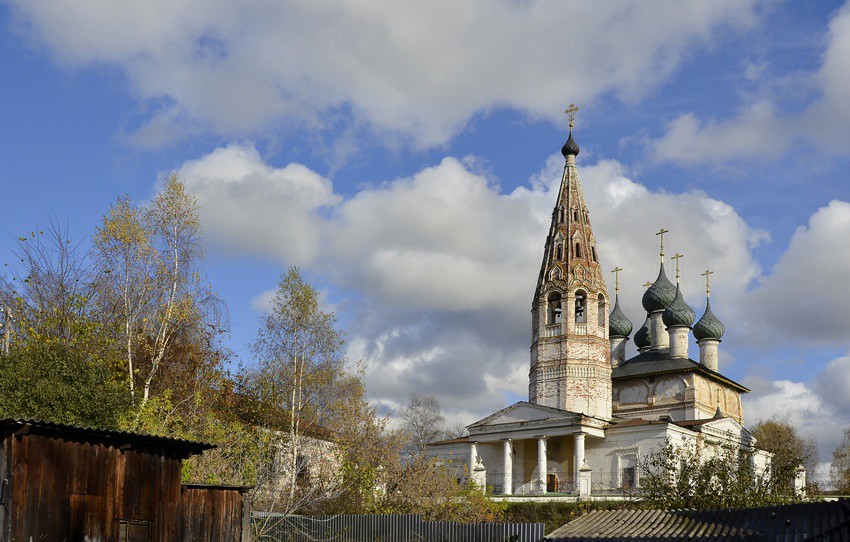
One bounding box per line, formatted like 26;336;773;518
0;418;247;542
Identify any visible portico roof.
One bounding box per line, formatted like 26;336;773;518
466;401;606;441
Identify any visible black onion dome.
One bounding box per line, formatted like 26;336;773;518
662;284;696;328
634;315;651;349
642;263;677;312
693;298;725;340
561;129;580;157
608;296;633;338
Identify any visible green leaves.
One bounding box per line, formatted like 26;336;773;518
638;438;799;509
0;341;128;428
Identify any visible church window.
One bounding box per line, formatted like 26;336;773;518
597;294;605;327
574;291;587;324
559;208;565;223
556;243;563;261
575;243;582;258
619;454;638;489
547;292;562;325
573;209;579;221
591;246;597;262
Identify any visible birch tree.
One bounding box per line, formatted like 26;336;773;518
248;267;346;514
94;196;154;407
95;175;222;425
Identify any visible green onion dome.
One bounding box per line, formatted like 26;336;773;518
634;315;651;349
662;284;696;328
608;296;633;338
693;298;725;340
642;263;677;313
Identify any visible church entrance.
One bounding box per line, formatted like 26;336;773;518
546;473;559;493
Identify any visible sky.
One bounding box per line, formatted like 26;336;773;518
2;1;850;477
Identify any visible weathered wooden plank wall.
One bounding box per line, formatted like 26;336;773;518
7;431;184;542
179;484;248;542
0;433;10;541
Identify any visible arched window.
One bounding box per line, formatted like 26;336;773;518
591;246;597;262
598;294;606;327
575;290;587;323
547;292;562;325
556;243;563;260
575;243;582;259
573;209;579;221
559;208;565;223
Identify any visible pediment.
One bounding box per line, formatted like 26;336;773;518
695;416;756;446
468;402;580;428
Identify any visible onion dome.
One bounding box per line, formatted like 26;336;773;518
641;263;676;312
662;284;696;328
608;296;633;338
693;298;725;341
561;129;580;157
634;315;651;349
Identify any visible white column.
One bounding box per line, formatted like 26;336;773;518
574;433;585;483
698;338;720;371
610;336;627;367
537;437;547;493
468;442;478;481
503;439;513;495
668;326;689;359
649;311;669;351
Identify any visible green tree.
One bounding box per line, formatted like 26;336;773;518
0;221;130;426
750;417;817;494
638;438;797;509
0;340;128;427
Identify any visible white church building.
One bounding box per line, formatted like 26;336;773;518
427;112;773;498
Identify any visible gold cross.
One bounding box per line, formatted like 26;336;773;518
643;281;652;289
671;253;684;283
656;228;669;260
701;269;714;297
565;103;579;129
611;267;623;294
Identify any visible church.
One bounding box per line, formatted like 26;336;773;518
427;109;773;498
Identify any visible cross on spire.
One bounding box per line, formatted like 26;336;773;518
671;253;684;283
643;281;652;289
656;228;669;261
611;267;623;294
565;103;579;130
701;269;714;297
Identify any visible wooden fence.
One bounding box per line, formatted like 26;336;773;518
252;512;545;542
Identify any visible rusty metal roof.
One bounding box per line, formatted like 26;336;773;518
546;500;850;541
0;418;215;456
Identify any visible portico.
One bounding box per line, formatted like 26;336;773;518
463;402;605;496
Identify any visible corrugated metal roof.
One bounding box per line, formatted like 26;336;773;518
0;418;215;455
546;500;850;541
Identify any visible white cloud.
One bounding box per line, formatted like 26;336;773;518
179;143;768;421
650;102;788;163
180;143;339;264
746;200;850;344
744;365;850;466
649;2;850;164
10;0;760;148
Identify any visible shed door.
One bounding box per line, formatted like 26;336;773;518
116;520;151;542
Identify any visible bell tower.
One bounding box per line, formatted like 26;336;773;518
529;105;611;419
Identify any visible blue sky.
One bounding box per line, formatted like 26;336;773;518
2;1;850;469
